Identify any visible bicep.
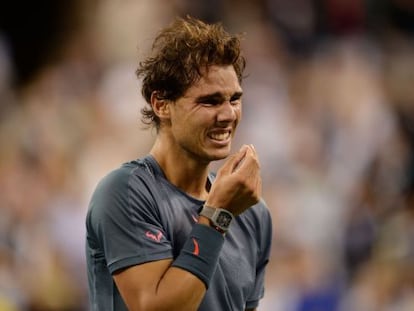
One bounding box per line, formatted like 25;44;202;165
113;259;173;310
113;259;206;311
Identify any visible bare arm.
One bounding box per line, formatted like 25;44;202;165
113;145;261;311
113;259;207;311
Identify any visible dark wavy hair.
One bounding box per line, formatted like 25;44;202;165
136;16;246;129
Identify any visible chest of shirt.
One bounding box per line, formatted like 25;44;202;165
152;188;259;298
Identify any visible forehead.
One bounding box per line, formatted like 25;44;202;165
184;65;242;98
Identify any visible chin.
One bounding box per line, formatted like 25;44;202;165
206;148;231;161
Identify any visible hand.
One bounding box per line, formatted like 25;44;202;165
206;144;262;216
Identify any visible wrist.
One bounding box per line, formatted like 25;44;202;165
172;223;225;288
198;215;211;226
198;215;226;235
198;205;234;234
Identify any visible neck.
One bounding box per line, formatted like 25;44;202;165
150;136;210;200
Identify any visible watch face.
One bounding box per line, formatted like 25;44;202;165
216;211;232;227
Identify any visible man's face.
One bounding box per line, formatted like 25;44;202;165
168;65;243;163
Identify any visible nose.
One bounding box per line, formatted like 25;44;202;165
216;101;239;123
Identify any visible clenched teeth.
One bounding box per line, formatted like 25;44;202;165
209;132;230;141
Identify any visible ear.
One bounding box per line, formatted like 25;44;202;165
150;91;171;121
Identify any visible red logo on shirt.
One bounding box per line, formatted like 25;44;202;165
145;230;163;242
192;238;199;256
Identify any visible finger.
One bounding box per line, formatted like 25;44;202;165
233;147;260;176
249;144;257;156
230;145;250;173
218;145;248;174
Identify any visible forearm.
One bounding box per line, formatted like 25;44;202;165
154;267;207;310
115;262;206;311
114;222;224;311
152;217;224;310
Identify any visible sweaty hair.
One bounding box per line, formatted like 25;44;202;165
136;16;246;129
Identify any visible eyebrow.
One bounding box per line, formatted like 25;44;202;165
195;91;243;103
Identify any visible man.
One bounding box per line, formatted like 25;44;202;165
85;16;272;311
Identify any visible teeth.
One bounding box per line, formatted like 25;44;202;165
210;132;230;141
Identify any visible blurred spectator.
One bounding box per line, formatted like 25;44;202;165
1;1;414;310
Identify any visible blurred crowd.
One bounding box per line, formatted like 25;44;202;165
1;0;414;310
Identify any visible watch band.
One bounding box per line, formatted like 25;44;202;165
199;205;234;234
199;205;217;219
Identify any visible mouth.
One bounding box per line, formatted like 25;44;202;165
207;130;232;144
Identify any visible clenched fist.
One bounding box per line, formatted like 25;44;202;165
206;144;262;216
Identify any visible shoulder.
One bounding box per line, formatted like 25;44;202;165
86;158;160;226
92;155;167;198
90;159;151;203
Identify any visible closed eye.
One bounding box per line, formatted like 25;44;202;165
230;93;242;105
196;92;243;106
198;98;221;106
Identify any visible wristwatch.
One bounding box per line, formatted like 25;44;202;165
199;205;234;234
